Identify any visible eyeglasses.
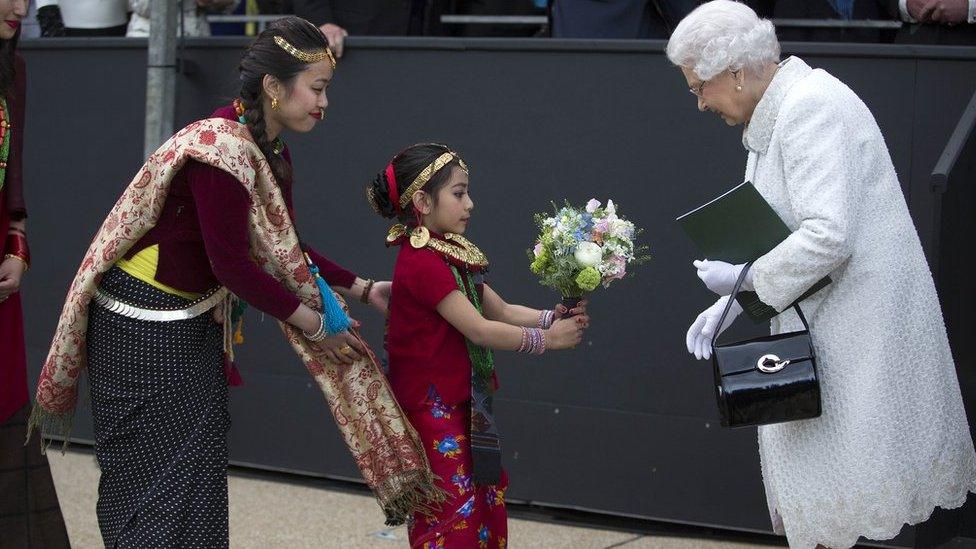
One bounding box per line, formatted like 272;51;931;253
688;69;740;99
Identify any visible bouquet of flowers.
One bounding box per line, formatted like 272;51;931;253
529;199;648;303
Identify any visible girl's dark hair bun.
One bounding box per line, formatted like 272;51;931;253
366;169;397;219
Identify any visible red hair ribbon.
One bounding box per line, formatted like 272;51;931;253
385;163;400;213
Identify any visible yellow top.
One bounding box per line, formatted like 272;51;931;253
116;245;202;300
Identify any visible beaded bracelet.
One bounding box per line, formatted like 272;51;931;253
302;312;328;341
517;327;547;354
4;233;29;271
3;253;28;272
519;326;529;352
360;278;375;304
537;309;555;329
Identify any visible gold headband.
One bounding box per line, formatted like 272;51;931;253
399;152;469;209
274;35;336;69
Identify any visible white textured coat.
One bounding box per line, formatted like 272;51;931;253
744;57;975;548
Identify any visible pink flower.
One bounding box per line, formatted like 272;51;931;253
609;257;627;280
533;242;544;257
585;199;601;213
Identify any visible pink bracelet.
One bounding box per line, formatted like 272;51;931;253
517;326;547;354
537;309;555;329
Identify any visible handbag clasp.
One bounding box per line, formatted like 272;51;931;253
757;354;790;373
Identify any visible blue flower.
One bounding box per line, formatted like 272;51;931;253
434;435;465;458
459;496;476;517
581;213;594;231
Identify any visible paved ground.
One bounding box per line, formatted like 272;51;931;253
48;449;777;548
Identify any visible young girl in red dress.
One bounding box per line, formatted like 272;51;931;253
367;143;590;548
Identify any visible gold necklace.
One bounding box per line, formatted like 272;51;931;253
386;224;489;269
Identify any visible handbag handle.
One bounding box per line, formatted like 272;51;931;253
710;262;810;351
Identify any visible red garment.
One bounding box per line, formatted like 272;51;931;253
406;393;508;549
387;245;478;412
0;55;28;423
124;105;356;321
0;253;27;422
4;55;26;220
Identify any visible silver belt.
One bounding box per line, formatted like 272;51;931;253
92;286;229;322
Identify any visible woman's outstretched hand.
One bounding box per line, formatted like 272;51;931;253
368;280;392;315
546;315;589;350
554;299;588;319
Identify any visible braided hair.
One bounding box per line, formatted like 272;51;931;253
238;17;329;185
367;143;464;224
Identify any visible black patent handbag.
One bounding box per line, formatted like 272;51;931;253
711;262;822;428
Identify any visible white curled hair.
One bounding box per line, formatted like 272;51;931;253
666;0;780;80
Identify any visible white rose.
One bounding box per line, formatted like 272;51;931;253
574;241;603;267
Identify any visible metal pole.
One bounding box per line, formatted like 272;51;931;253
144;0;178;157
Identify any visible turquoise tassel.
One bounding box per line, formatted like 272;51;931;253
309;262;351;335
238;115;247;124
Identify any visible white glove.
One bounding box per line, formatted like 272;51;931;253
693;259;753;296
686;296;743;360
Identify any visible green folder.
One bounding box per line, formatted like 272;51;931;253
676;181;830;323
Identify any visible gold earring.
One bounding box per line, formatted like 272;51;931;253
271;97;279;110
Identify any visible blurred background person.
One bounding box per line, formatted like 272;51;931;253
36;0;128;37
551;0;701;38
127;0;241;37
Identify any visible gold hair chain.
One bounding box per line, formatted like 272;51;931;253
274;35;336;69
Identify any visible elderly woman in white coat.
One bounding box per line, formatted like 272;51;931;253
671;2;976;548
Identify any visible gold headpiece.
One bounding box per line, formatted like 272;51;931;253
274;35;337;69
398;152;469;209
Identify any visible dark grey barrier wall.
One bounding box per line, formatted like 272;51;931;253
20;37;976;539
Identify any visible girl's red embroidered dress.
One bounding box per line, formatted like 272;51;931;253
387;231;508;549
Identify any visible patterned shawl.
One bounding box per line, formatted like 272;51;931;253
28;118;441;524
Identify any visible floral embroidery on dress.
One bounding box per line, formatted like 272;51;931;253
452;465;472;494
426;385;453;419
458;495;476;518
434;434;466;458
422;537;445;549
486;485;506;507
478;524;491;548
